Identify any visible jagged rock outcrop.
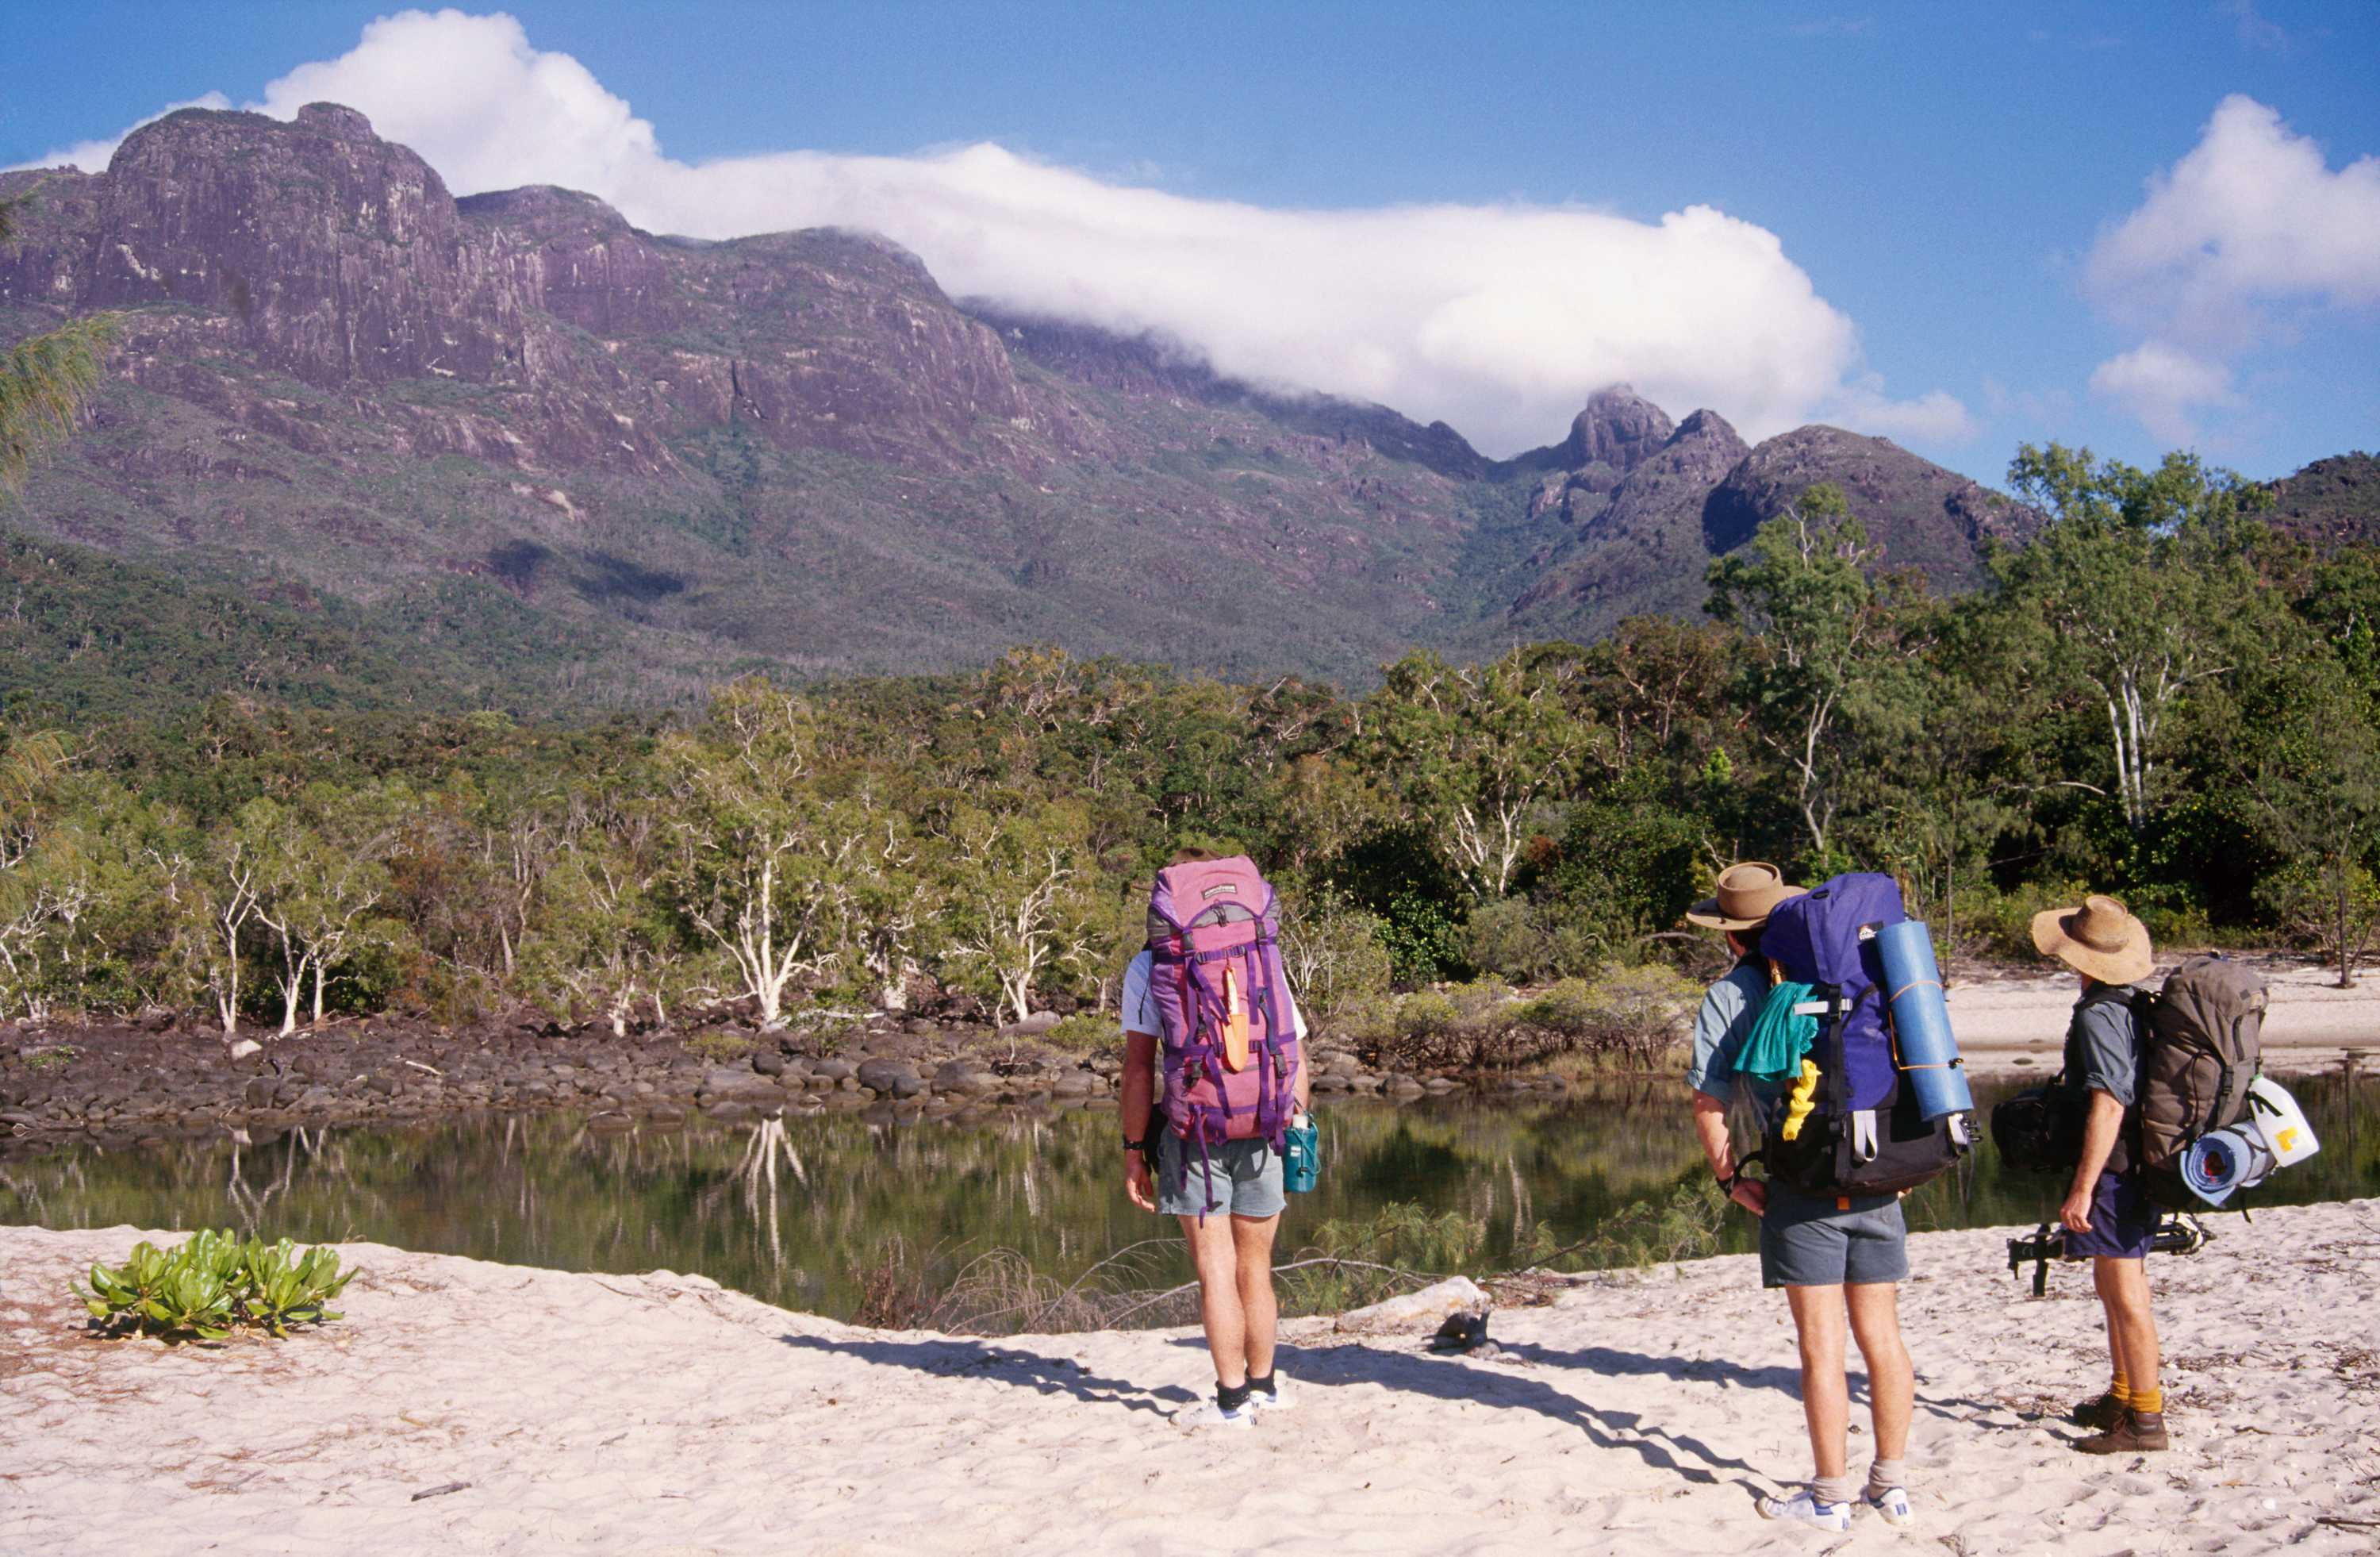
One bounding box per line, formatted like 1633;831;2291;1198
1519;385;1677;521
1702;425;2039;589
1560;385;1676;475
1514;409;1751;632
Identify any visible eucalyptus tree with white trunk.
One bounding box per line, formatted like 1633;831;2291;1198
666;679;872;1030
935;801;1098;1028
2002;444;2259;836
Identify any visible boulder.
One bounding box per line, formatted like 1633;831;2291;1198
810;1059;858;1082
750;1049;785;1077
856;1059;924;1099
998;1011;1063;1039
931;1061;995;1096
1051;1071;1098;1098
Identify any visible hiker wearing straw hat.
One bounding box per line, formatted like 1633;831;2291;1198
2033;894;2170;1455
1683;864;1920;1532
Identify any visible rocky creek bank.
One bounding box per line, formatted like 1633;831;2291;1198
0;1013;1573;1158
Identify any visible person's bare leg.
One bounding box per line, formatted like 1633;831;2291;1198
1784;1284;1850;1480
1230;1213;1280;1380
2096;1257;2159;1395
1846;1282;1914;1462
1180;1213;1248;1387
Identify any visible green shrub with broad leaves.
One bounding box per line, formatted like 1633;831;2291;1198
78;1228;356;1342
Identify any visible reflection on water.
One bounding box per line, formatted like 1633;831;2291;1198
5;1070;2374;1322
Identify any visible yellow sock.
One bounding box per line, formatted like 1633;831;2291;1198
2132;1386;2162;1414
2111;1370;2131;1407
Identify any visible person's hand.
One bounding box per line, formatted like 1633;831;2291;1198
2060;1184;2094;1235
1125;1154;1157;1213
1727;1177;1768;1217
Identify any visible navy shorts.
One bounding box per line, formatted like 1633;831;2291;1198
2067;1169;2157;1259
1759;1189;1910;1288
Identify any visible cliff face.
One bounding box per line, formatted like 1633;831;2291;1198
1;104;2035;699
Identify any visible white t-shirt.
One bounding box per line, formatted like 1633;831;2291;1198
1119;948;1307;1040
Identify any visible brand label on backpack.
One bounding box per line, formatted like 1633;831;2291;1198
1200;883;1239;899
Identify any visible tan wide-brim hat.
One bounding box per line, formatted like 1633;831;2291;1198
2031;894;2155;985
1685;862;1806;931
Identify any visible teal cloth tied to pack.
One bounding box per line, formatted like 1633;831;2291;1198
1734;980;1818;1082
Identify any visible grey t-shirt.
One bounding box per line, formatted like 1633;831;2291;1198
2071;986;2143;1107
1685;959;1787;1123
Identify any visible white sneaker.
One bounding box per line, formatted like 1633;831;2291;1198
1172;1397;1256;1432
1756;1490;1852;1531
1867;1485;1914;1527
1248;1373;1295;1413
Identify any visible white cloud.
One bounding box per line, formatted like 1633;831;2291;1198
21;7;1967;456
2084;94;2379;440
1821;379;1978;443
2088;340;2237;444
2089;96;2380;348
6;93;231;175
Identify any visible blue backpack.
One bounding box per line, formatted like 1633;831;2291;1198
1759;873;1972;1198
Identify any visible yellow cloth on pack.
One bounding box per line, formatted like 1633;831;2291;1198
1780;1059;1821;1142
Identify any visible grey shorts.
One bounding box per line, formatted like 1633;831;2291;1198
1157;1132;1285;1219
1759;1189;1910;1288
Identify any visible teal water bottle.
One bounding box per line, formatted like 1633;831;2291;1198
1283;1111;1320;1194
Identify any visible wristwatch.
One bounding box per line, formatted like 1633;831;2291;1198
1122;1135;1148;1152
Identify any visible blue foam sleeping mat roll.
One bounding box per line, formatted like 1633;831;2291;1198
1875;920;1972;1120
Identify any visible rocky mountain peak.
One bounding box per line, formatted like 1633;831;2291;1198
293;102;377;138
1560;384;1676;474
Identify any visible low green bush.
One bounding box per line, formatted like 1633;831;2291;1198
1344;965;1697;1074
683;1029;755;1063
1515;965;1698;1068
1039;1011;1114;1052
79;1228;355;1342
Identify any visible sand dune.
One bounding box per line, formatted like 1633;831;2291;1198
6;1202;2377;1554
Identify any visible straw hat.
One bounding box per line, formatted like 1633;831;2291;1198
1684;863;1806;932
2030;894;2154;985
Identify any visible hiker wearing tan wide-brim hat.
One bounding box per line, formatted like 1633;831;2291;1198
1684;862;1806;932
2038;890;2170;1458
2031;895;2155;986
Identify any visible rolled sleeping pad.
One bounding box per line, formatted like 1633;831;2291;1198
1875;920;1973;1121
2182;1127;2274;1206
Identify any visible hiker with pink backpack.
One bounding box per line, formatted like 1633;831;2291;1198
1119;848;1312;1432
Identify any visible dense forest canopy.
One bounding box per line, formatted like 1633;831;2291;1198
5;443;2380;1036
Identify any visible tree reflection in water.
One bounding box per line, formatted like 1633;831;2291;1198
4;1069;2372;1325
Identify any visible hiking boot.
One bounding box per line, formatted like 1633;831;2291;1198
1756;1490;1852;1531
2076;1409;2168;1454
2067;1391;2126;1431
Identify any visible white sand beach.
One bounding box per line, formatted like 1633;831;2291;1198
6;1202;2378;1555
1951;959;2380;1077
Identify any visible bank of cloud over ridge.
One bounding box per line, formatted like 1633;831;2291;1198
15;6;1966;457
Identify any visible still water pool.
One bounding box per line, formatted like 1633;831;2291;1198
5;1071;2373;1323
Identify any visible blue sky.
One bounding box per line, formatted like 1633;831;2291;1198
6;2;2377;485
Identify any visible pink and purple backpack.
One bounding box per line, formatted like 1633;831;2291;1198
1146;855;1301;1199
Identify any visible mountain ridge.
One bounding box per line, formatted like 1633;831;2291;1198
3;102;2059;701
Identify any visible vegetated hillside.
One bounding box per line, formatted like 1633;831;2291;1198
1;102;2040;707
2267;453;2380;548
0;532;582;719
